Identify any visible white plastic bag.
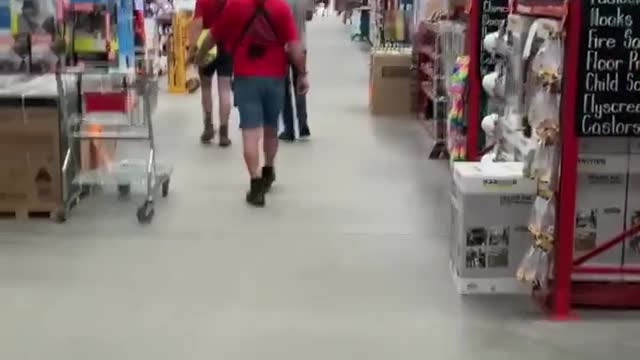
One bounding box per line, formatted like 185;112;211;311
528;89;558;130
517;246;536;282
531;37;564;78
529;196;555;238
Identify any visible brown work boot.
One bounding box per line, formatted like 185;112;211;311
200;112;215;144
219;124;231;147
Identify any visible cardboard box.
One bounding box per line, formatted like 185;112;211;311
579;138;629;154
630;139;640;155
369;49;413;116
625;154;640;268
573;153;627;280
0;102;61;212
450;162;536;294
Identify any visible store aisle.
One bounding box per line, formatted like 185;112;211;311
1;15;640;360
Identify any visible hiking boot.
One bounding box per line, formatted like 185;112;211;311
262;166;276;193
278;132;295;142
246;178;265;207
219;124;231;147
200;113;215;144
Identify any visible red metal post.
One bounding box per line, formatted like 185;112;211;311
465;0;481;161
552;0;581;320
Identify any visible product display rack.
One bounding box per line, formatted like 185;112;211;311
451;0;640;317
463;0;509;162
371;0;412;47
545;0;640;316
414;19;465;159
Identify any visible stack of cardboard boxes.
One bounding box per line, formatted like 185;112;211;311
0;80;62;218
626;140;640;274
369;48;413;116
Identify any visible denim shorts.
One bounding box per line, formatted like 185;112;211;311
233;76;285;129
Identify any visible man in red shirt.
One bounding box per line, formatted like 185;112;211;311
195;0;309;207
189;0;232;146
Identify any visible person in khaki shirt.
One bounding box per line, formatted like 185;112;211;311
280;0;314;141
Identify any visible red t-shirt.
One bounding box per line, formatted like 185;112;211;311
211;0;298;77
194;0;226;29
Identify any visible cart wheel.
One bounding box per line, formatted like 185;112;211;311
54;209;67;223
137;201;155;224
161;180;170;198
80;184;92;198
118;184;131;198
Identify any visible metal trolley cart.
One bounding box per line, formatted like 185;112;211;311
56;70;172;224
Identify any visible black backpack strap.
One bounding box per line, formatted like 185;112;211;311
231;0;283;55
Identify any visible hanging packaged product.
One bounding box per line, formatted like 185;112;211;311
447;56;469;161
529;33;563;88
482;68;505;98
482;31;501;55
527;88;558;129
531;143;557;180
528;196;555;240
481;113;499;139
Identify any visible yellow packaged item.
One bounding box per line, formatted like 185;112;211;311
197;30;217;65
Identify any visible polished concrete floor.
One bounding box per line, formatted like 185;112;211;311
2;14;640;360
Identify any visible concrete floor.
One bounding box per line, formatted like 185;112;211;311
2;15;640;360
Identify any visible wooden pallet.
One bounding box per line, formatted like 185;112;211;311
0;207;57;221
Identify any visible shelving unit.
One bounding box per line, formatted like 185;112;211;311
414;19;465;159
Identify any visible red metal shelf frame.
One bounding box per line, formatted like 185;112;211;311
534;0;640;317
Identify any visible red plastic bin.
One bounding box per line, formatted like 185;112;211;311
83;91;137;113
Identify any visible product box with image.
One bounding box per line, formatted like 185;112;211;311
11;0;62;73
624;140;640;270
450;162;536;294
573;153;628;281
369;48;413;116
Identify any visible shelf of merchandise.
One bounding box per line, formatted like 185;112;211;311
414;21;445;158
513;0;640;317
414;18;466;160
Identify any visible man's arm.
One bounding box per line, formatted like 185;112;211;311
193;0;229;65
194;31;217;66
278;4;306;75
285;36;308;94
188;0;205;59
277;2;309;94
286;41;306;75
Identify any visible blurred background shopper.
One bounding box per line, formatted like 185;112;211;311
280;0;314;142
189;0;233;146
